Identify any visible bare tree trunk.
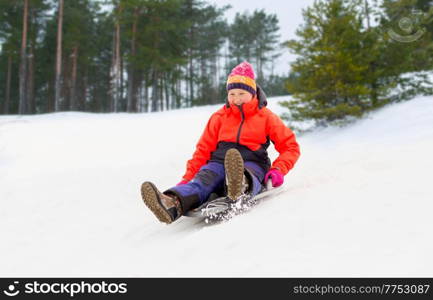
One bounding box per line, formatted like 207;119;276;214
127;8;139;112
170;72;177;110
110;29;116;111
136;78;141;112
27;50;35;113
210;56;217;104
257;56;263;82
54;0;64;111
159;76;163;112
183;65;187;108
144;71;149;112
164;73;170;110
170;72;175;110
110;5;122;112
70;46;78;110
47;80;54;112
27;5;37;114
115;18;122;111
4;55;12;114
175;68;180;109
136;72;143;112
271;59;275;77
63;61;70;110
189;51;194;107
138;81;143;112
177;67;181;109
120;50;124;111
19;0;29;114
200;56;205;102
82;68;88;111
115;21;121;112
182;66;186;108
215;56;219;86
151;69;158;112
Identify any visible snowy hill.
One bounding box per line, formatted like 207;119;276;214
1;95;432;277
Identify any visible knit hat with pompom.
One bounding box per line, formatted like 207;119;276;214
226;61;257;95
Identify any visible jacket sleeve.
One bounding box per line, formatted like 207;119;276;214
182;112;222;181
267;112;300;175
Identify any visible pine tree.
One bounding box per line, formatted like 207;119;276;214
18;0;28;114
54;0;64;112
192;3;229;105
227;9;282;89
0;0;22;114
110;0;122;112
250;10;281;81
381;0;432;70
379;0;433;101
282;0;376;124
28;0;51;113
0;0;287;115
0;0;49;114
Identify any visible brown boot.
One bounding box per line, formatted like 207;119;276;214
141;182;183;224
224;148;248;201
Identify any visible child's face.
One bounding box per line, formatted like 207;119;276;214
228;89;254;106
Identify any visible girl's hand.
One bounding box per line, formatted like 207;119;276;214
264;169;284;187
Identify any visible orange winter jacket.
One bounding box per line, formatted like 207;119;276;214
182;95;300;182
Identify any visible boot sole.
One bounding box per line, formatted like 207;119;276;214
141;182;173;224
224;148;245;201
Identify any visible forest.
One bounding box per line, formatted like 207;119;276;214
1;0;432;122
0;0;284;114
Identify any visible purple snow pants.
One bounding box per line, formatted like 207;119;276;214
165;161;266;212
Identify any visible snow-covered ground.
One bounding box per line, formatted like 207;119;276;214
1;95;432;277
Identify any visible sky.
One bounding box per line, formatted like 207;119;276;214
208;0;316;75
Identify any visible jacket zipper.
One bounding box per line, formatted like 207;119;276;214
236;105;245;144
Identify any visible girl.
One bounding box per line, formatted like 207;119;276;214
141;62;300;224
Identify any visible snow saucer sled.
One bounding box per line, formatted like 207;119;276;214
185;181;284;223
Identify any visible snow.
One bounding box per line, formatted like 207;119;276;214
1;95;432;277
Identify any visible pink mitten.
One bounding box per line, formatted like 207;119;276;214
264;169;284;187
